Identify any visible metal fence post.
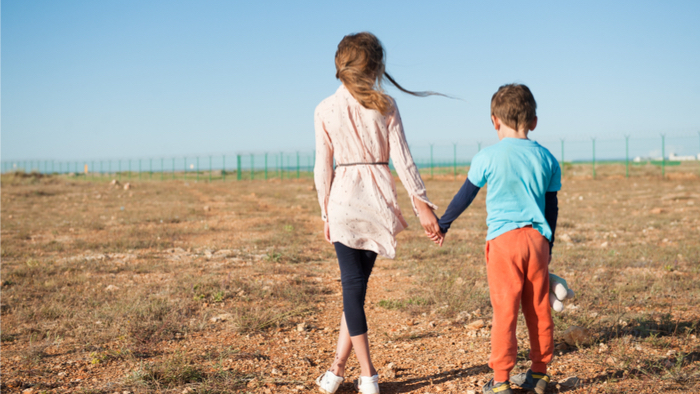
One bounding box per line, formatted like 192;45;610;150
161;158;164;181
625;135;630;178
453;143;457;178
560;139;565;177
430;144;434;178
118;160;122;181
209;156;212;183
138;159;142;180
196;157;200;182
172;158;176;180
250;154;254;180
280;152;284;180
296;152;300;179
264;153;268;180
183;157;187;181
237;154;242;181
222;155;226;182
592;138;596;179
661;134;665;179
149;158;152;179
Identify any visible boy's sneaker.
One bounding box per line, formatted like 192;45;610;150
510;369;550;394
482;378;513;394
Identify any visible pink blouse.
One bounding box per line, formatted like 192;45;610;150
313;85;437;258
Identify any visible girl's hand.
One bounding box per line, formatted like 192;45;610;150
414;197;441;236
324;221;332;244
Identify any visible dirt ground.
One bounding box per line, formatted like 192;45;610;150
2;166;699;393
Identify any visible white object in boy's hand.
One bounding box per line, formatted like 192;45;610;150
549;273;574;312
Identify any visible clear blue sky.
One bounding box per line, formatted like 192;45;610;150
2;1;699;162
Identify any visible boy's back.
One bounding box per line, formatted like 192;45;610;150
469;138;561;242
434;84;560;394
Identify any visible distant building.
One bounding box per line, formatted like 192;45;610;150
669;153;700;161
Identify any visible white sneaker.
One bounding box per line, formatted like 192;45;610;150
354;374;380;394
316;370;344;394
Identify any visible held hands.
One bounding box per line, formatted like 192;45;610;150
426;229;445;246
414;198;445;246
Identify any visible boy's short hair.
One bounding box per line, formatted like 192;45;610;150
491;84;537;132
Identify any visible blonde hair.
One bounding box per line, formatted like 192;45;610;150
335;32;441;115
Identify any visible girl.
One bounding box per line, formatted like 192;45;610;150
314;32;443;394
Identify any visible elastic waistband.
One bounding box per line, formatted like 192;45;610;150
336;162;389;167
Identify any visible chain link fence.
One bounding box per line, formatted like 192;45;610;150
3;134;699;181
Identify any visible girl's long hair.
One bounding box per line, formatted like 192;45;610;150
335;32;445;115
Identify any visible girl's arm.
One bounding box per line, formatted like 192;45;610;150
386;102;438;223
313;109;334;225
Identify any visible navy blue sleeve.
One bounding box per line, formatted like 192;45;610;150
437;179;481;234
544;191;558;253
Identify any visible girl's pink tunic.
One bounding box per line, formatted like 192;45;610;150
314;85;436;258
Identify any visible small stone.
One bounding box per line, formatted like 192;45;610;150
182;388;194;394
558;376;580;389
428;321;436;328
454;277;465;286
464;319;485;331
650;207;663;214
296;322;308;332
600;241;608;248
383;362;397;378
271;368;281;375
123;183;131;190
105;285;119;291
598;343;609;353
467;390;477;394
204;205;211;212
562;326;592;346
210;313;232;323
454;311;472;323
606;356;616;366
559;233;573;244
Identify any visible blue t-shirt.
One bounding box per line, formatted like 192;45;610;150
468;138;561;241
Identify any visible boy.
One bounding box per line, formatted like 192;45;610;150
431;84;560;394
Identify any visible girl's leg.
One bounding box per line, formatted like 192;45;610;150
350;332;377;377
333;243;378;377
329;312;352;377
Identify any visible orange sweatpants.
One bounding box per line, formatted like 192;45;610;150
485;226;553;382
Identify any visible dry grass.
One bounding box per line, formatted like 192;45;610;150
2;165;699;393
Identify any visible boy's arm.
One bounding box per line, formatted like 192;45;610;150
437;179;481;234
544;191;558;254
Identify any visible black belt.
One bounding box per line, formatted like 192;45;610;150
336;162;389;167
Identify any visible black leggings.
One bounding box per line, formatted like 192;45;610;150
334;242;377;336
